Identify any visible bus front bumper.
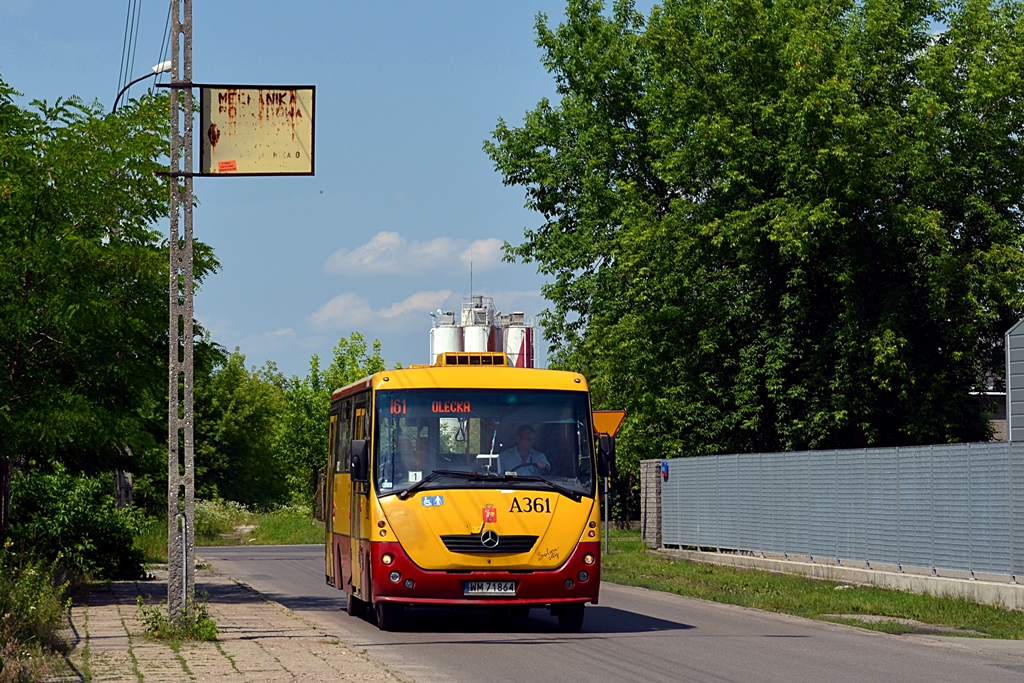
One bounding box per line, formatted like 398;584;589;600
369;540;601;607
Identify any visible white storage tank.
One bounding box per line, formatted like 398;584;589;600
463;324;490;353
428;297;534;365
461;296;496;353
503;312;535;368
429;311;462;364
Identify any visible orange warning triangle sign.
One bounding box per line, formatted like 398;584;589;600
592;409;626;437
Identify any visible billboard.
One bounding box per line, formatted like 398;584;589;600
199;85;315;176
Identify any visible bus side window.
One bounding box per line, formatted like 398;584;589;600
328;416;337;466
336;400;352;473
360;396;372;439
354;397;368;440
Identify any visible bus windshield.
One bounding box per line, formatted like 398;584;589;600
375;389;594;499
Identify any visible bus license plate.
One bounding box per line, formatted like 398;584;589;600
464;581;517;596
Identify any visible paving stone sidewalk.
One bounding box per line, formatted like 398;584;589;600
59;566;403;682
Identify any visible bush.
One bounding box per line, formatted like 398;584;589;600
8;464;146;580
0;543;69;682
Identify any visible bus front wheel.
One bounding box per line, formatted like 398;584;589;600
375;602;403;631
556;604;585;633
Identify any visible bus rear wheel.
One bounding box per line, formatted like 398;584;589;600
556;604;585;633
346;593;366;618
375;602;403;631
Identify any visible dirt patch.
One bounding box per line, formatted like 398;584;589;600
823;614;986;636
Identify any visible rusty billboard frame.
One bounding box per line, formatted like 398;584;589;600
198;84;316;177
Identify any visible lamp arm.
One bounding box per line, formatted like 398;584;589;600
112;71;159;113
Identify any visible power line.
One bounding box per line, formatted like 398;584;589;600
156;1;172;85
128;0;144;98
117;0;152;108
116;0;134;99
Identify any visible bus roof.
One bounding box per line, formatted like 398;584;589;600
330;365;589;402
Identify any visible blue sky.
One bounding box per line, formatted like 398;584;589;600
1;2;654;377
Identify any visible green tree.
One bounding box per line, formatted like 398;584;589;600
277;333;388;507
487;0;1024;472
0;76;218;531
276;355;327;507
194;349;290;508
130;335;225;518
322;331;389;392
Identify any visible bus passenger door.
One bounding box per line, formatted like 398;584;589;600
333;401;354;592
351;398;372;600
325;414;337;583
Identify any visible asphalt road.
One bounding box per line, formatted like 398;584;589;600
199;544;1024;683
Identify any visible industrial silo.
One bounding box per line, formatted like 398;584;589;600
429;311;462;364
503;312;535;368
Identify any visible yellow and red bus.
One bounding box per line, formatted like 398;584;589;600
325;351;610;632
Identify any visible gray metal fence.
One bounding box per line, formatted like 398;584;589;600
660;442;1024;581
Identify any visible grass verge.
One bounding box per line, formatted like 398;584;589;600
135;502;325;563
602;529;1024;639
248;507;325;545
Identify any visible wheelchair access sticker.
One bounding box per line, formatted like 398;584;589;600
421;495;444;507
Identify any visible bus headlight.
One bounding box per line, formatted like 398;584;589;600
578;571;589;582
564;579;575;589
382;553;394;565
583;553;595;565
389;571;401;583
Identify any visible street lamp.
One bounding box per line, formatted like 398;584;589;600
112;61;172;112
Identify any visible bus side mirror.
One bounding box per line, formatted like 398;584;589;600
351;439;369;482
597;435;615;478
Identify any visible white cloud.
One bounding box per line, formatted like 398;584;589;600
264;328;296;339
311;290;454;328
325;231;506;275
381;290;453;318
459;238;505;268
309;292;375;328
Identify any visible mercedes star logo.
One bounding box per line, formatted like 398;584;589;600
480;529;500;549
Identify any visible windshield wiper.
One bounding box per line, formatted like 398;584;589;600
396;469;474;500
396;470;583;503
503;475;583;502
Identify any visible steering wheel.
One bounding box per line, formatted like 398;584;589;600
511;461;548;473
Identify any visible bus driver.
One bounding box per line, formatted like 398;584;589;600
498;425;551;476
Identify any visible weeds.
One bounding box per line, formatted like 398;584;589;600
136;594;218;643
0;640;55;683
194;500;255;540
0;542;70;683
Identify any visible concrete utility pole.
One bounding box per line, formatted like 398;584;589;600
167;0;195;623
